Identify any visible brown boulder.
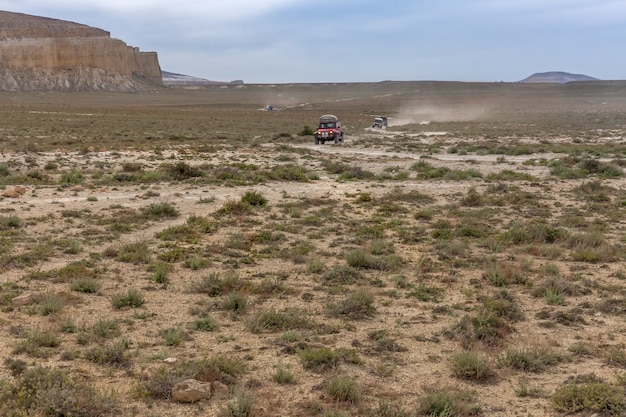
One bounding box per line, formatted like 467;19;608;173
171;379;212;403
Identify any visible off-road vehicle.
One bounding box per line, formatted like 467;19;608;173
372;116;388;128
314;114;344;144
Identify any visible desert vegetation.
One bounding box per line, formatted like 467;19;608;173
1;82;626;416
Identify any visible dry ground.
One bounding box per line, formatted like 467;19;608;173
1;81;626;417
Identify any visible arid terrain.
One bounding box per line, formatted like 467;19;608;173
1;81;626;417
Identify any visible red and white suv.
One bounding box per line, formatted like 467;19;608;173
314;114;344;144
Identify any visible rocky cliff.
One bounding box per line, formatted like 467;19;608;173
0;10;163;91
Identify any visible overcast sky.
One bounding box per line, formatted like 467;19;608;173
1;0;625;83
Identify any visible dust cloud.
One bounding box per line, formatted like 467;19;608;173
389;103;488;126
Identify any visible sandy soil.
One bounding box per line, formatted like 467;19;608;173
1;83;626;417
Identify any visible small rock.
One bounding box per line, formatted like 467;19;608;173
211;381;230;400
163;357;177;364
12;292;39;306
171;379;212;403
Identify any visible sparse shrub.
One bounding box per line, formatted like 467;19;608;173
321;265;365;285
499;346;569;372
306;259;326;274
0;365;119;416
140;365;179;400
327;289;376;319
482;262;525;287
368;329;407;352
299;125;314;136
111;288;145;308
241;190;268;207
325;374;361;404
448;309;512;349
85;340;130;367
544;288;565;305
164;161;204;180
272;361;296;384
13;328;60;358
141;202;180;219
416;386;482;417
515;378;543;398
71;277;100;293
606;345;626;368
150;262;170;284
0;215;21;230
551;382;625;415
452;350;494;381
479;290;524;322
0;162;9;176
161;327;188;347
177;355;246;386
93;319;121;339
460;187;484;207
39;293;63;315
299;347;339;372
214;199;253;217
409;284;445;302
569;341;594;356
222;291;248;313
190;271;248;296
115;240;151;264
219;390;256;417
193;316;219;332
247;307;310;333
59;170;84;184
4;357;27;377
345;249;403;271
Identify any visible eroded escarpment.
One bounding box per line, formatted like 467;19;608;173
0;10;163;91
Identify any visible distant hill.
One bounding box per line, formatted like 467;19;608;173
519;71;599;84
162;71;243;87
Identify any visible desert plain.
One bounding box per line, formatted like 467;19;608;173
1;81;626;416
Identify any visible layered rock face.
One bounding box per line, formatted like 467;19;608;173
0;10;163;91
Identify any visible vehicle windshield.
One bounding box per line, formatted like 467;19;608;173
319;122;335;129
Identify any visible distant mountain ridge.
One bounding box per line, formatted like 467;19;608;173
519;71;599;84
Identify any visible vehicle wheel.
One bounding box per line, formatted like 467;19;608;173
315;136;319;145
334;136;339;144
321;140;325;144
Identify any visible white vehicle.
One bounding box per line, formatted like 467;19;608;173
372;116;388;128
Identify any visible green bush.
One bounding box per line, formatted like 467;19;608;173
551;383;625;415
325;374;361;404
193;316;219;332
272;361;296;384
327;289;376;319
241;190;268;207
71;277;100;293
0;366;119;416
111;288;145;308
141;202;180;219
84;340;130;367
247;307;310;333
300;125;314;136
299;347;339;372
416;386;482;416
452;350;494;381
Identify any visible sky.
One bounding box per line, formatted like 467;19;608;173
0;0;625;83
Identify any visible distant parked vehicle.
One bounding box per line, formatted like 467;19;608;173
314;114;344;144
372;116;388;129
